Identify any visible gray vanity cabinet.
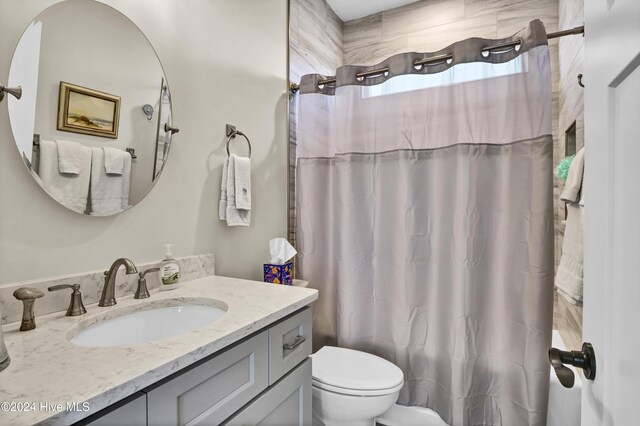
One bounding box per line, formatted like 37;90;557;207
224;359;311;425
146;331;270;425
82;307;313;426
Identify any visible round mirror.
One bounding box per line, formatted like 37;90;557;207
7;0;175;216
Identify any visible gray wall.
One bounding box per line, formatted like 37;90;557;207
0;0;288;284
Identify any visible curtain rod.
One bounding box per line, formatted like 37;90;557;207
290;25;584;93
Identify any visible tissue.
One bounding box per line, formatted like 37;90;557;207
269;238;297;265
264;238;296;285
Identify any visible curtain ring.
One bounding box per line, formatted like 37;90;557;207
226;131;252;158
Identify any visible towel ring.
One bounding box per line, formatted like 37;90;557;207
226;131;252;158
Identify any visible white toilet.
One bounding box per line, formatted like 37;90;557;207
311;346;404;426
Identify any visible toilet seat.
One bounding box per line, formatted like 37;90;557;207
312;377;404;396
311;346;404;396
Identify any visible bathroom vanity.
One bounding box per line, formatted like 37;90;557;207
0;276;317;425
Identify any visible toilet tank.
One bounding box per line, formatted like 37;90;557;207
547;330;582;426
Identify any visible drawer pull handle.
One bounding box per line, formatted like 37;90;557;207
283;335;306;351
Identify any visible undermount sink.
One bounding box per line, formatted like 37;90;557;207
68;298;227;348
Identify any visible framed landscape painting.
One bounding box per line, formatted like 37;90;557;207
57;82;120;139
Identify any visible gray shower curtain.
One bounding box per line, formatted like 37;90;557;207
296;20;554;426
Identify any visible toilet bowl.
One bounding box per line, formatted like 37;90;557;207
311;346;404;426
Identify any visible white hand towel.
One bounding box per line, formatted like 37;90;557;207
38;139;91;213
219;157;229;220
55;139;85;175
102;147;127;175
561;147;584;203
90;147;132;215
225;154;251;227
555;202;584;306
555;147;585;306
233;155;251;210
120;154;132;211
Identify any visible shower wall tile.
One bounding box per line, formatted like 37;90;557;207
289;0;343;261
343;13;382;51
382;0;466;38
290;0;343;82
496;0;558;37
465;0;530;18
343;0;559;66
344;35;409;65
290;0;299;48
559;45;584;137
327;6;344;51
407;14;497;53
558;0;583;81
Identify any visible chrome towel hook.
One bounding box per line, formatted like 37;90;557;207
226;124;252;158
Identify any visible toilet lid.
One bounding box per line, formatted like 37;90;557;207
311;346;404;392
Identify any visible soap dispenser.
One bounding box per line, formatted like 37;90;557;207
160;244;180;291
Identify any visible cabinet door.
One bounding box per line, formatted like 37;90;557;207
147;331;269;426
224;358;311;426
81;392;147;426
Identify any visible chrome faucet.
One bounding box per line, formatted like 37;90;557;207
99;258;138;307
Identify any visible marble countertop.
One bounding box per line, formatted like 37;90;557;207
0;276;318;426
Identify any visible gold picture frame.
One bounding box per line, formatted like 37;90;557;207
57;82;120;139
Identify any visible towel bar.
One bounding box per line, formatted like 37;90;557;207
225;124;252;158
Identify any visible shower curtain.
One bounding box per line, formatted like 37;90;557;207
295;20;554;426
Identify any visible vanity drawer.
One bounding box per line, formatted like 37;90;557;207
146;331;269;426
223;358;312;426
268;307;312;385
80;392;147;426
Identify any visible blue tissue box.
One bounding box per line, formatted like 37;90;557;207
263;262;293;285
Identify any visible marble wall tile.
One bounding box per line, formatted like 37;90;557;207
290;0;300;49
0;253;215;325
289;0;343;266
343;13;383;51
465;0;533;19
344;35;409;65
496;0;558;37
382;0;466;38
559;0;584;32
298;0;327;29
327;6;344;50
558;46;584;135
291;0;343;82
407;14;497;53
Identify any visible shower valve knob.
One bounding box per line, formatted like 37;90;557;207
548;342;596;388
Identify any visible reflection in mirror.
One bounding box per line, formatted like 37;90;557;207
7;0;174;216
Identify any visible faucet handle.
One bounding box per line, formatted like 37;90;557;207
48;284;87;317
13;287;44;331
134;268;160;299
140;267;160;279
